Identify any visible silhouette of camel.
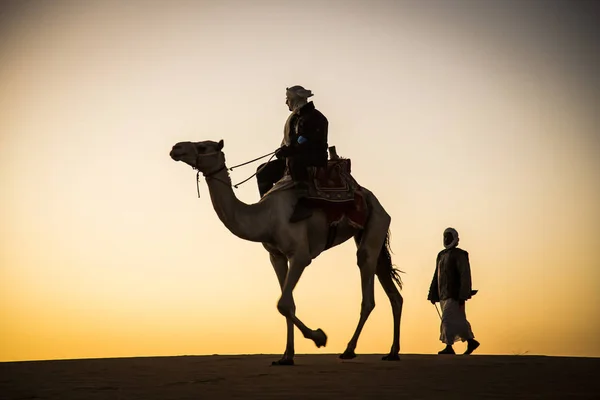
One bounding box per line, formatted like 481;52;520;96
170;139;403;365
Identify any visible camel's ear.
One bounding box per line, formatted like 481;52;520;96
217;139;224;150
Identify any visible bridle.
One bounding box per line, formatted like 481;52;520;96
191;148;277;198
192;151;230;198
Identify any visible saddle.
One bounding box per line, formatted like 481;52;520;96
261;146;368;230
303;147;367;230
305;158;359;203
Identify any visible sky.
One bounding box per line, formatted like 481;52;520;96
1;0;599;362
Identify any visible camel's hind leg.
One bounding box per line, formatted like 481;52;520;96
339;206;391;360
376;231;404;361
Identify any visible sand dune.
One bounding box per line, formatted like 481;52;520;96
2;353;598;399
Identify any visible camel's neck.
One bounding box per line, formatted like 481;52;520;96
204;166;271;243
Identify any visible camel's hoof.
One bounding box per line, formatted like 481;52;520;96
339;350;357;360
312;328;328;348
382;353;401;361
271;358;294;366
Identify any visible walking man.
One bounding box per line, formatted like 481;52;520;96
428;227;480;355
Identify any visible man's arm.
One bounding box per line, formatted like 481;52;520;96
278;112;328;159
427;253;441;303
296;112;328;149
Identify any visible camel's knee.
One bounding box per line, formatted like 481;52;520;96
361;299;376;315
277;297;295;317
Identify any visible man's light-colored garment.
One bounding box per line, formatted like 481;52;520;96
439;298;474;345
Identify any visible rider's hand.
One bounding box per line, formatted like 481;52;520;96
276;145;292;158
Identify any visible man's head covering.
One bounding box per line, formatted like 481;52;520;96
443;227;459;249
286;85;313;99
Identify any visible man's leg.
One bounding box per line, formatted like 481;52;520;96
459;302;479;355
256;159;286;198
438;299;456;355
460;304;480;355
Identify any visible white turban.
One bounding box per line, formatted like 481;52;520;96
444;227;459;249
286;85;313;99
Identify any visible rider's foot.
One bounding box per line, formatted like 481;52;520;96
289;189;313;222
290;201;313;222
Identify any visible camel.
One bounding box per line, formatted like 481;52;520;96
169;139;404;365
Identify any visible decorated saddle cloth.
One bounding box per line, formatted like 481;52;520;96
306;158;358;202
263;158;367;229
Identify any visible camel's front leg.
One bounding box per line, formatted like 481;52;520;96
277;254;328;351
269;252;295;366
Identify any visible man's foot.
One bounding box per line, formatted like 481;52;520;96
289;201;313;222
438;345;455;355
464;339;480;355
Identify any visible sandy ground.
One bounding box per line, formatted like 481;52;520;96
1;353;598;399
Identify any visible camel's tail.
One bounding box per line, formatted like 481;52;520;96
377;229;403;291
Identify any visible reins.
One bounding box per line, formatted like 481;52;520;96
232;151;277;189
192;148;278;198
228;150;276;171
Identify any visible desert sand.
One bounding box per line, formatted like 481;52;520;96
2;353;598;399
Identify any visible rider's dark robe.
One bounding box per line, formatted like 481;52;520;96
281;101;329;172
256;101;329;196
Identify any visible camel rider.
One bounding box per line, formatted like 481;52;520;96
275;85;329;222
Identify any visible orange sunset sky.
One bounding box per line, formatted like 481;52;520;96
1;0;599;362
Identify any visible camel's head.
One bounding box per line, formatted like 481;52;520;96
170;139;225;174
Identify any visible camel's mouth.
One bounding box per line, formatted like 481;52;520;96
170;145;187;160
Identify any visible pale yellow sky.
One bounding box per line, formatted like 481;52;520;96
1;0;599;362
